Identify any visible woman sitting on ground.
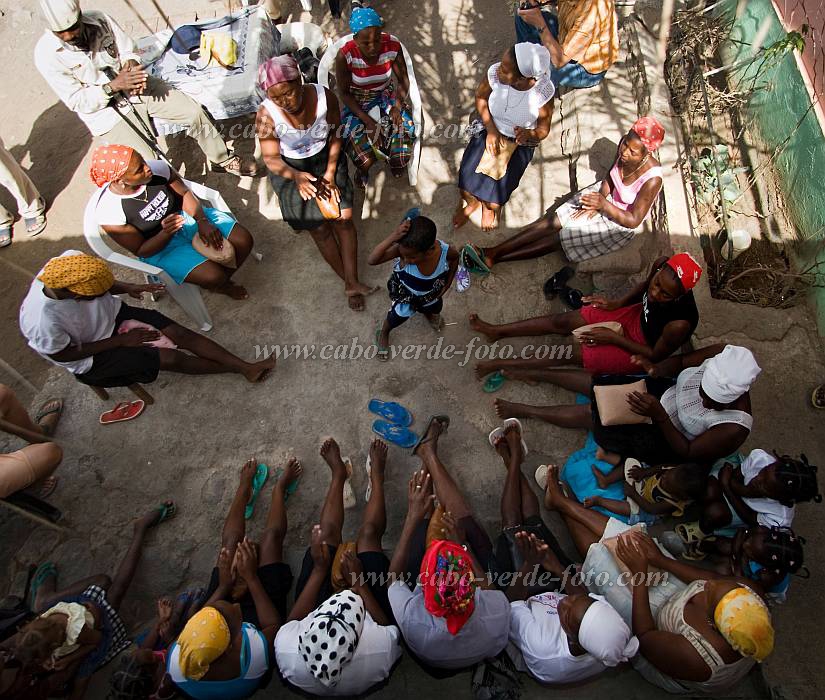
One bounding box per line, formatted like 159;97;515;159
334;7;416;187
541;465;775;695
471;253;701;383
257;55;376;312
466;117;663;266
453;43;554;231
496;344;760;465
91;146;253;300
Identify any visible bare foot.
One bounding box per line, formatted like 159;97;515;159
542;465;564;511
453;199;480;229
583;496;600;509
347;293;365;311
320;437;348;480
475;360;500;381
501;369;539;386
369;439;388;482
503;421;523;463
426;313;444;333
347;282;379;297
481;205;499;232
468;313;502;342
591;464;609;490
215;282;249;300
595;446;622;466
276;457;303;492
134;499;176;533
243;356;275;383
494;399;536;420
493;435;511;464
412;416;448;458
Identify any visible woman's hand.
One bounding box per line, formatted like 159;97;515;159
627;531;663;568
513;126;538;147
615;532;649;576
126;282;165;299
581;294;619;311
515;531;548;568
340;550;364;590
627;391;668;422
389;103;404;128
517;4;547;29
362;115;380;144
578;327;622;346
407;469;435;522
160;213;185;237
197;220;223;249
294;171;319;201
234;538;259;581
216;546;234;591
440;510;466;545
118;327;161;347
485;129;503;156
321;172;341;204
310;524;332;572
630;354;659;377
580;192;607;212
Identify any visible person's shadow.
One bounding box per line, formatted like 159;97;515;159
587;136;619;182
8;102;91;208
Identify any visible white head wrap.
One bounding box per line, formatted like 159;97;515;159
578;595;639;667
298;590;365;687
514;42;552;78
40;0;81;32
701;345;762;404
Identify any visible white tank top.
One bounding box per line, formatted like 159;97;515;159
262;84;330;159
487;63;555;139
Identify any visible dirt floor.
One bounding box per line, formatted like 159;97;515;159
1;1;824;699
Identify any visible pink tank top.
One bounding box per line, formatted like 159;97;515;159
608;162;663;212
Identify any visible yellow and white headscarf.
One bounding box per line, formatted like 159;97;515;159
714;587;774;662
177;607;231;681
38;254;114;297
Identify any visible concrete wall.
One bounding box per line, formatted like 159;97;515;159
715;0;825;334
773;0;825;102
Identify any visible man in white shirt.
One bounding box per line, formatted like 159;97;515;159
19;250;275;387
34;0;258;177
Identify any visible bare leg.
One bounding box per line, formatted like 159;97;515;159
453;189;481;229
160;325;274;382
220;460;256;555
544;466;608;558
596;447;623;466
357;439;387;553
484;214;561;264
469;310;584;343
107;500;175;610
480;201;500;232
584;495;631;516
496;229;563;263
334;217;376;311
318;438;347;546
308;222;346;280
259;458;303;566
412;419;471;519
495;399;592;429
476;347;583;381
0;386;47;434
499;425;526;528
34;573;112;613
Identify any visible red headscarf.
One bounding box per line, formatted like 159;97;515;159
666;252;702;291
420;540;477;635
89;145;135;187
630;116;665;152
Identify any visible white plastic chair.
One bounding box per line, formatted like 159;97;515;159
275;21;326;55
83;179;260;332
317;34;423;186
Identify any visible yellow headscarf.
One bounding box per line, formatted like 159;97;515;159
177;607;231;681
714;587;774;663
37;254;114;297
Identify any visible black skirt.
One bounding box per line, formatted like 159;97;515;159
269;140;354;231
458;129;535;205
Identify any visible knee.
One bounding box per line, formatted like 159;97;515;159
702;502;730;530
94;574;112;590
161;323;199;348
310;224;334;242
194;263;228;289
260;525;286;544
44;442;63;466
319;523;341;545
229;224;253;253
357;522;382;545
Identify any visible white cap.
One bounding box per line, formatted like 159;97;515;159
701;344;762;404
578;595;640;666
40;0;81;32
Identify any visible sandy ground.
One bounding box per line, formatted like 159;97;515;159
1;1;824;698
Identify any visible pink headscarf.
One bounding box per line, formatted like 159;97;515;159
258;55;301;92
630;116;665;152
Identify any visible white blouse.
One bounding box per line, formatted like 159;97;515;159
487;63;555;138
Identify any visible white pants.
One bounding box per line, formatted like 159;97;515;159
0;136;43;228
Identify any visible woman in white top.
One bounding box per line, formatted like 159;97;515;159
495;344;759;466
454;43;555;231
256;55;376;312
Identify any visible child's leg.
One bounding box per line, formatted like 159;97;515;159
583;495;632;516
591;463;625;490
382;306;409;346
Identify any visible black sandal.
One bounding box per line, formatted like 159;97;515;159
560;286;585;310
410;415;450;456
542;266;574;300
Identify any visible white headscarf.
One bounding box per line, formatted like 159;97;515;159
701;345;762;404
298;590;365;687
578;595;639;666
40;0;81;32
514;42;552;78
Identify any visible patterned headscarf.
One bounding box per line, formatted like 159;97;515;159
298;590;365;687
350;7;383;34
258;55;300;92
630;116;665;152
89;145;135;187
665;252;702;292
714;587;774;662
176;607;231;681
38;253;114;296
420;540;477;635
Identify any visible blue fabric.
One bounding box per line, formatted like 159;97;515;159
709;453;747;537
628;509;657;526
514;11;607;89
140;207;237;285
747;560;791;600
560;395;630;524
391;241;450;318
350;6;383;34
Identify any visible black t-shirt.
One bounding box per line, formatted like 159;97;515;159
640;289;699;347
95;160;184;238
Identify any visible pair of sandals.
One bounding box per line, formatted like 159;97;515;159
543;266;585;310
0;210;47;248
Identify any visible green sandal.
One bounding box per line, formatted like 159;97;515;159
271;466;301;502
29;562;56;609
483;371;506;393
461;245;491;276
244;463;270;519
374;326;389;362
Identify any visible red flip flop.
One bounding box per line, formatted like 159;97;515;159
99;400;145;425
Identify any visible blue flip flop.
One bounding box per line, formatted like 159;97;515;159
270;466;301;502
244;463;269;519
402;207;421;221
372;420;419;448
368;399;413;426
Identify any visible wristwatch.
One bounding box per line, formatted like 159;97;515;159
102;83;114;97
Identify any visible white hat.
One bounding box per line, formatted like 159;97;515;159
701;345;762;404
40;0;81;32
514;42;552;78
578;595;639;666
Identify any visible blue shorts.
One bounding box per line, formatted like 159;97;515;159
140;207;237;284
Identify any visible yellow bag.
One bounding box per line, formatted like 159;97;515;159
200;32;237;69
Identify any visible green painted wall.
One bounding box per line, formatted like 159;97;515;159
715;0;825;333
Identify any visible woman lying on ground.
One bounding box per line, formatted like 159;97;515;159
541;465;775;695
453;43;554;231
465;117;663;266
471;252;701;383
92;146;253;300
495;344;760;465
257;55;377;312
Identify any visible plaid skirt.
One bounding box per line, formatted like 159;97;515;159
67;585;130;678
558;183;638;262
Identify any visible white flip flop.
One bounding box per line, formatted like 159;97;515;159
342;456;356;510
487;426;504;448
503;418;529;457
535;464;549;490
365;455;372;502
624;458;643;484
